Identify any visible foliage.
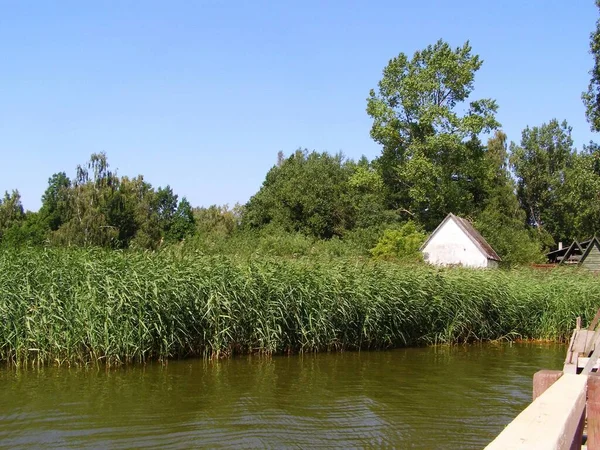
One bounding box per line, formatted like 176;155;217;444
244;150;357;239
475;131;547;266
0;190;25;240
0;247;597;366
555;143;600;240
3;154;196;249
370;222;427;261
367;39;499;229
583;0;600;132
193;204;241;237
510;119;575;241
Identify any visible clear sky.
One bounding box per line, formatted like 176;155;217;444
0;1;598;211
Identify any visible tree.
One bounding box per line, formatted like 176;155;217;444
583;0;600;132
155;185;178;238
474;131;546;265
347;156;396;229
0;190;25;242
40;172;71;231
367;40;499;229
167;197;195;242
1;211;49;247
194;204;240;237
510;119;575;240
52;153;120;247
555;143;600;240
370;221;426;261
244;150;356;239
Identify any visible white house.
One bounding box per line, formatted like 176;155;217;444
420;213;501;268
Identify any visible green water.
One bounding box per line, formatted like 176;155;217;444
0;343;565;449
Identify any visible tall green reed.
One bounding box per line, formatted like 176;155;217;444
0;248;597;366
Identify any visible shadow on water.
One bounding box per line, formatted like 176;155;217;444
0;343;565;449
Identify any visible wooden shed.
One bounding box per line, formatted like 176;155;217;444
547;236;600;271
581;237;600;271
420;213;501;268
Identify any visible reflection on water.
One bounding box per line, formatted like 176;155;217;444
0;343;564;449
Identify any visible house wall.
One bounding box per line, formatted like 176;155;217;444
582;245;600;271
421;218;490;268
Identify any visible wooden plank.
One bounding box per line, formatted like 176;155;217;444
485;374;587;450
588;308;600;331
564;329;595;370
574;330;595;355
585;326;600;356
583;344;600;374
577;357;600;371
565;328;579;368
588;373;600;450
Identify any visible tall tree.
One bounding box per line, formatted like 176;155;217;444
167;197;196;242
155;185;178;238
40;172;71;231
475;131;545;265
583;0;600;132
244;150;355;239
556;143;600;240
367;39;499;229
510;119;575;241
0;190;25;241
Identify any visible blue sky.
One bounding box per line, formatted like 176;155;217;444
0;1;598;211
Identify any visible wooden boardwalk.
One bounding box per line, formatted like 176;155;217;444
486;312;600;449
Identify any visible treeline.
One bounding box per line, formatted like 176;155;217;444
5;6;600;265
0;153;196;250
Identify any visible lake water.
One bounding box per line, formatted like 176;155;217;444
0;343;565;449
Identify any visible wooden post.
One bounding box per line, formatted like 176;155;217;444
533;369;563;401
532;369;584;450
588;308;600;331
588;372;600;449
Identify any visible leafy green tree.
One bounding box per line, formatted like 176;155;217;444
347;156;396;229
167;197;195;242
0;190;25;242
474;131;546;265
367;39;499;229
244;150;356;239
583;0;600;132
555;143;600;240
1;211;49;247
194;204;241;237
370;221;426;261
155;185;178;238
52;153;120;247
510;119;575;240
40;172;71;231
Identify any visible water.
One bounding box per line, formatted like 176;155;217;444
0;343;565;449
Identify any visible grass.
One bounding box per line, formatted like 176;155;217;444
0;247;598;366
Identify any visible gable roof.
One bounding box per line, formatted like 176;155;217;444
420;213;501;261
559;241;584;264
580;236;600;263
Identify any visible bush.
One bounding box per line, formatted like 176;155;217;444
370;222;427;261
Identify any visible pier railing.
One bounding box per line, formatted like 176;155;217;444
486;371;600;450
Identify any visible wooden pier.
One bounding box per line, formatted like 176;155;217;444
486;312;600;449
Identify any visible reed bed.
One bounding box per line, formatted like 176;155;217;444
0;248;598;366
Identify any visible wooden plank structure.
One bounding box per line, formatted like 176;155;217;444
564;309;600;374
547;237;600;271
487;310;600;449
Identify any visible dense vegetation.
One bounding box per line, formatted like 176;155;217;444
6;27;600;265
3;3;600;365
0;248;596;366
